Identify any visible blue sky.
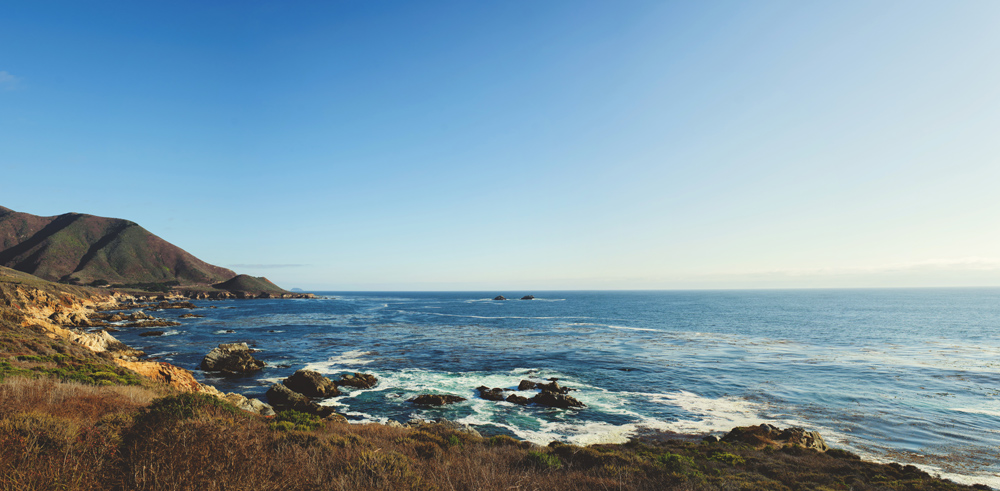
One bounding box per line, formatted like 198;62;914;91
2;1;999;290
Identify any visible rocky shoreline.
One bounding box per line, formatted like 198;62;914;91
1;275;994;490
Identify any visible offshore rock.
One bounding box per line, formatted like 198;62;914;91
506;394;530;405
520;295;534;300
408;394;467;406
200;342;266;373
493;295;506;301
477;386;507;401
283;369;341;397
530;391;586;409
337;372;378;389
721;424;829;452
265;383;336;418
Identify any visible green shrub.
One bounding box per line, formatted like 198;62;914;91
272;410;323;431
526;450;562;470
709;451;746;466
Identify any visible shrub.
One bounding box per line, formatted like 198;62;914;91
526;450;562;470
270;410;323;431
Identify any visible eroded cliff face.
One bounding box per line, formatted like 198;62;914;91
0;278;272;414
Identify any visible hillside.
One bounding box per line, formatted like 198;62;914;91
213;274;290;295
0;206;236;286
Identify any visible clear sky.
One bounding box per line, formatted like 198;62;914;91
2;1;999;290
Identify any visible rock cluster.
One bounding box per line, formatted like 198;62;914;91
407;394;467;406
476;379;586;409
720;424;829;452
199;343;266;373
266;368;379;420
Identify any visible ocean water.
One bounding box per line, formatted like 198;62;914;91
112;289;1000;486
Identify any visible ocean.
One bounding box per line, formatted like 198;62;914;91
112;289;1000;486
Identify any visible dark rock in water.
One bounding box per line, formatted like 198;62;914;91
476;386;507;401
139;330;166;337
283;369;340;398
520;295;534;300
408;394;466;406
721;424;828;452
337;372;378;389
157;301;197;309
530;391;585;409
223;329;236;333
179;313;204;318
506;394;530;405
265;383;336;418
493;295;506;301
200;342;266;373
517;380;538;391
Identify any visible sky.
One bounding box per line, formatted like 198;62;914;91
1;1;999;291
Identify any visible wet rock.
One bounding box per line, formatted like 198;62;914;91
120;319;181;328
265;383;336;418
518;380;538;391
530;391;585;409
520;295;534;300
138;330;166;337
337;372;378;389
179;313;204;318
506;394;530;405
476;386;507;401
157;301;197;309
200;342;266;374
283;369;341;398
720;424;829;452
407;394;466;406
493;295;506;301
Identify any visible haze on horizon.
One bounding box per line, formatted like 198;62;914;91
1;1;998;291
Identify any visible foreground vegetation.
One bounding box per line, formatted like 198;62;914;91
0;374;989;491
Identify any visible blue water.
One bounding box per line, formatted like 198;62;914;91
111;289;1000;486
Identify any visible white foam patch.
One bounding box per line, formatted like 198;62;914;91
302;350;375;373
608;325;659;332
951;407;1000;418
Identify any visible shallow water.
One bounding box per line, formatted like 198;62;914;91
113;289;1000;486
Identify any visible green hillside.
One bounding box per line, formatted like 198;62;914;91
0;206;236;286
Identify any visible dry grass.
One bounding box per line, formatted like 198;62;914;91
0;376;989;491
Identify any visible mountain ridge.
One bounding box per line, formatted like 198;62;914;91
0;206;237;286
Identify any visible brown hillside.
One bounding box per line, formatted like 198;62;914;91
0;207;236;286
213;274;289;294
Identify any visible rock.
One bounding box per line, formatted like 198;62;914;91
702;435;719;443
157;301;197;309
476;386;507;401
407;394;467;406
337;372;378;389
283;369;341;397
222;393;276;416
200;342;266;373
432;418;482;438
120;319;181;328
179;313;204;318
138;330;166;337
265;383;336;418
520;295;534;300
506;394;530;405
530;391;585;409
385;420;405;428
518;380;538;391
720;424;829;452
115;359;202;392
493;295;506;301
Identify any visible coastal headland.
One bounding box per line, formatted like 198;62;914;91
0;207;992;490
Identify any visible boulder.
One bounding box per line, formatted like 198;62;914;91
283;369;341;398
530;391;585;409
493;295;506;301
138;331;166;337
222;392;276;416
265;383;336;418
720;424;829;452
517;380;538;391
407;394;467;406
520;295;534;300
179;313;204;318
337;372;378;389
200;343;266;374
476;386;507;401
506;394;530;405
